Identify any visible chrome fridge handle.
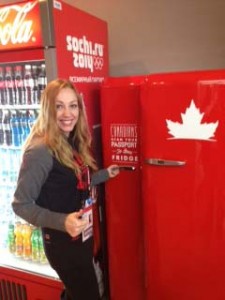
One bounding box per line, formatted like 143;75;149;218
145;158;186;166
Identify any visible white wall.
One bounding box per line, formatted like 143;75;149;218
2;0;225;76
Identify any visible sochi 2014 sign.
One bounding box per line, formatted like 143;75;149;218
66;35;104;73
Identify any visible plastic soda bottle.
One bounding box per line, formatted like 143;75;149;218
14;65;25;105
37;63;47;103
14;222;23;257
3;110;12;146
5;66;15;105
31;64;39;104
31;227;40;262
0;66;6;105
24;64;34;105
22;223;32;259
17;110;23;146
0;110;4;145
20;110;30;143
10;111;20;147
7;223;15;254
28;110;36;130
38;228;47;264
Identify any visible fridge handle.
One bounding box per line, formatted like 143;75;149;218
145;158;186;166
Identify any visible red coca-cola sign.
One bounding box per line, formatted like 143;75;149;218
0;1;43;51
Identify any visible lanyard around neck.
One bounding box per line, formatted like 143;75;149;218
73;150;90;190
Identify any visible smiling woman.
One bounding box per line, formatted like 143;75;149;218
12;78;120;300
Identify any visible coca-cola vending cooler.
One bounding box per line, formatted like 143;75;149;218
0;1;108;299
101;70;225;300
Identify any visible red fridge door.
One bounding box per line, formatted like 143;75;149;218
141;70;225;300
100;76;146;300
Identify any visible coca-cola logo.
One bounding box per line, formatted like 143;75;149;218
0;1;42;49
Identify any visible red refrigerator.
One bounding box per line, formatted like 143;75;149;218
0;1;108;299
100;76;147;300
101;70;225;300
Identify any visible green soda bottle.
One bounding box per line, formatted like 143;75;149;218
38;229;47;264
7;223;15;254
31;228;40;262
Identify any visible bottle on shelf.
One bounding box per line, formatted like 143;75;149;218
14;64;26;106
17;110;23;146
14;221;23;257
0;109;4;145
31;64;39;105
0;66;6;105
22;223;32;260
3;109;12;146
31;227;40;262
28;109;36;130
34;109;39;119
20;110;30;143
37;63;47;103
10;110;21;147
7;223;15;254
24;64;34;105
5;66;15;106
38;228;48;264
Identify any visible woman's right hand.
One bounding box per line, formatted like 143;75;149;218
64;210;88;238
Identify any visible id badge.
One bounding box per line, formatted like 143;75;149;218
82;199;93;242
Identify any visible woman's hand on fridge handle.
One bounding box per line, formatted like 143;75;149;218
64;210;88;238
107;164;120;178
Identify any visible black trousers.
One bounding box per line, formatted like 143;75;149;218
42;229;100;300
57;263;100;300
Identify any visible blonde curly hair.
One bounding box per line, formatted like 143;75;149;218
23;78;97;174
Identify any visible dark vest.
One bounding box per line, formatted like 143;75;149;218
36;156;89;214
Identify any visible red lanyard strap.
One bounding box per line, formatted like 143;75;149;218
73;150;90;190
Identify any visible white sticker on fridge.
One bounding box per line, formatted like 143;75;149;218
53;0;62;10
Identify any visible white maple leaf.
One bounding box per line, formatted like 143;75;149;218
166;100;219;141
